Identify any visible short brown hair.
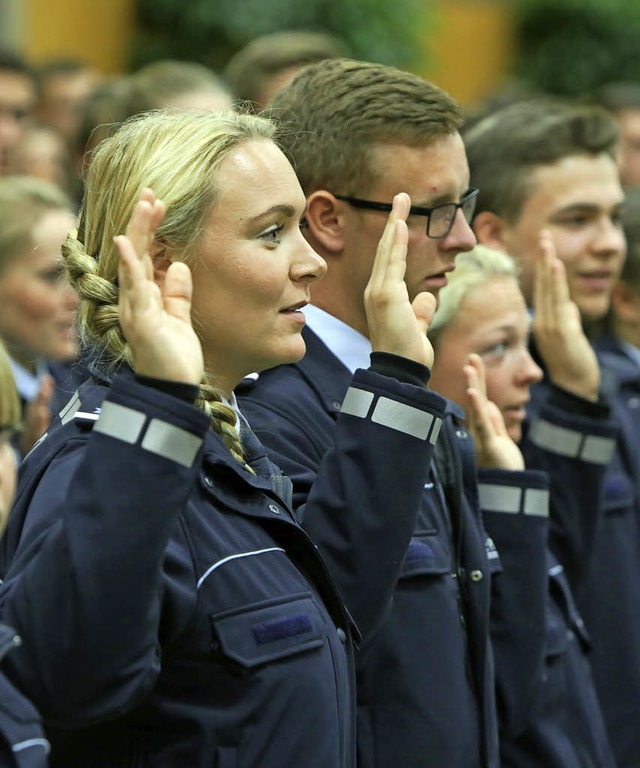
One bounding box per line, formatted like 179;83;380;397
264;58;462;196
224;31;347;106
463;99;619;223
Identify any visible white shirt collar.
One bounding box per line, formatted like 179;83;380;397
303;304;371;374
8;357;48;402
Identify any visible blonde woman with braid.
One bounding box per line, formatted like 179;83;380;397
0;109;446;768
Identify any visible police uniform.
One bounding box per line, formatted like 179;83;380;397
238;326;552;768
508;344;620;767
0;624;49;768
0;363;445;768
584;332;640;768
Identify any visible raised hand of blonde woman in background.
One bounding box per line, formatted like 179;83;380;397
464;353;524;470
365;193;436;368
533;230;600;402
115;188;204;386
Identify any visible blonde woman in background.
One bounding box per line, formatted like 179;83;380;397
0;177;82;454
0;336;50;767
428;242;616;768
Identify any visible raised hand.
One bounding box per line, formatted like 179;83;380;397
464;354;524;470
365;193;436;368
533;230;600;402
115;188;204;386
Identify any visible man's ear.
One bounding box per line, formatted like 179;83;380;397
611;281;640;325
150;241;172;287
304;190;346;254
473;211;510;251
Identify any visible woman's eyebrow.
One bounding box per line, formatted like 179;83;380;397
247;204;297;224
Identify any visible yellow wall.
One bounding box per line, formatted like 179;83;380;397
19;0;515;106
425;0;516;107
23;0;134;74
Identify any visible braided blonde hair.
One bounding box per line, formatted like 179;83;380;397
63;109;277;464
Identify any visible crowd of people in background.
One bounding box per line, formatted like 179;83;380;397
0;27;638;768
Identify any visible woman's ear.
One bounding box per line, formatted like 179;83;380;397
304;190;346;254
472;211;510;251
150;241;172;287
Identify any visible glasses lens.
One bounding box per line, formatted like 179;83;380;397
462;192;478;222
428;204;456;238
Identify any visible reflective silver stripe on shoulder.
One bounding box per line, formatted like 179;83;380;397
59;391;81;425
340;388;374;418
196;547;286;589
141;418;201;468
340;387;441;442
529;420;581;457
523;487;549;517
479;484;521;513
93;402;146;444
581;434;615;465
372;397;434;439
428;417;442;445
530;419;615;464
479;483;549;517
12;738;50;754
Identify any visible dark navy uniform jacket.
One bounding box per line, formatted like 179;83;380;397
584;333;640;768
238;327;554;768
0;624;49;768
0;364;445;768
482;380;617;767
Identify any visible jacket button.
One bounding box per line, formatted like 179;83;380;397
455;429;468;439
268;504;281;515
336;628;347;643
470;570;483;582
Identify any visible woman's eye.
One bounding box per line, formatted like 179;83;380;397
40;268;64;284
480;341;508;361
261;225;284;244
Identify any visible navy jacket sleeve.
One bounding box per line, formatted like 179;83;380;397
522;382;617;594
479;468;550;738
240;366;447;639
0;376;210;722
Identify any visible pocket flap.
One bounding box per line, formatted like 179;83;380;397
211;593;327;668
401;533;451;577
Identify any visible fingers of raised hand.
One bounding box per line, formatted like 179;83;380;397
369;193;411;286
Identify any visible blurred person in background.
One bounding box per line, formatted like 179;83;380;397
125;59;233;115
0;176;81;454
464;99;640;768
35;59;102;151
224;30;348;110
0;52;37;177
0;338;50;768
71;61;233;208
429;243;616;767
9;121;71;194
592;81;640;191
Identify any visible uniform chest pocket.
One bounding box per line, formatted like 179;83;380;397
399;532;451;579
603;468;636;516
210;592;327;670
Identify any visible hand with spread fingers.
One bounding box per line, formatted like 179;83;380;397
533;230;600;402
115;188;204;386
365;193;436;368
464;353;524;470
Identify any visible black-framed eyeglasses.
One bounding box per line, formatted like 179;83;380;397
333;187;479;239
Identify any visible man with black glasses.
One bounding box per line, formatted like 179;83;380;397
238;58;551;768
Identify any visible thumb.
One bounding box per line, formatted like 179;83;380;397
411;291;437;335
162;262;194;324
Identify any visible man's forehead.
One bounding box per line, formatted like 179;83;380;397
0;72;35;103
